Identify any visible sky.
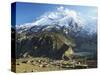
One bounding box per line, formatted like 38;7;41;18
12;2;98;33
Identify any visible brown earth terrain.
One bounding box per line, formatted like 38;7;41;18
12;57;97;73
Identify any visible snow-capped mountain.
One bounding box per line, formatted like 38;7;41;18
16;6;84;34
15;6;97;37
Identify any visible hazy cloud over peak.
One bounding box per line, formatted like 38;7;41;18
32;6;84;28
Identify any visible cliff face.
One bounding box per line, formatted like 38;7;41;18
16;30;75;59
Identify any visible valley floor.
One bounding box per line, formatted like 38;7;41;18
13;57;97;73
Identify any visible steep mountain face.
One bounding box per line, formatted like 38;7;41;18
15;25;96;60
15;24;76;59
15;22;97;60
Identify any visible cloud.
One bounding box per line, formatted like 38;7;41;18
57;6;64;11
90;16;97;20
32;6;84;27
